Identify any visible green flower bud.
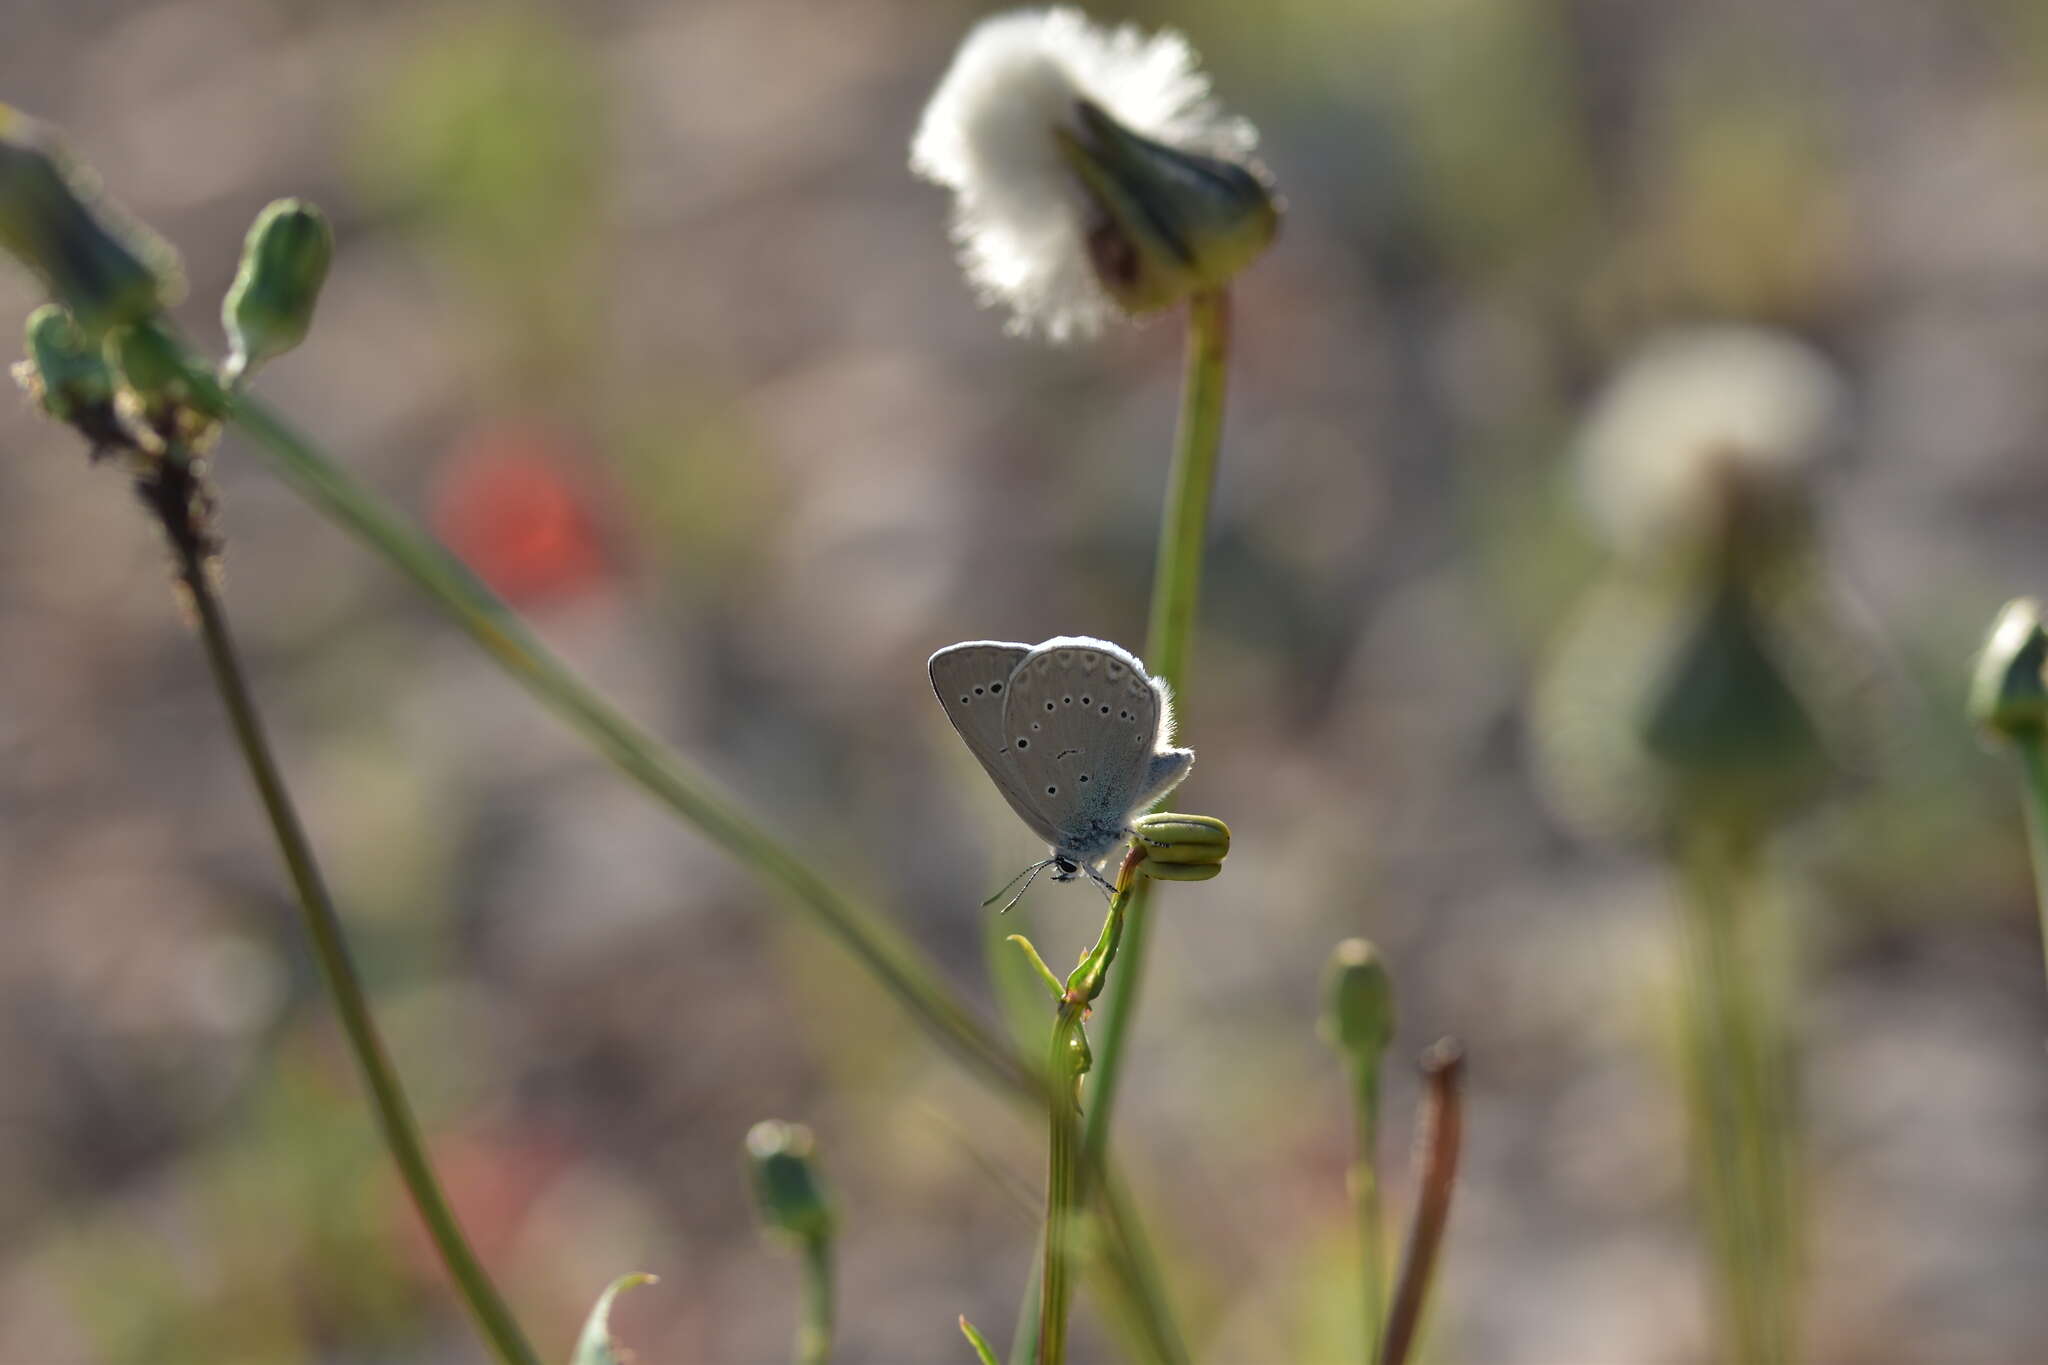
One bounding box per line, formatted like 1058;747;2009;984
106;318;222;426
1639;574;1827;830
1320;938;1395;1060
108;319;182;400
745;1120;834;1242
18;303;113;424
1133;812;1231;865
222;199;332;382
1140;859;1222;882
0;106;179;334
1970;598;2048;742
1055;98;1277;317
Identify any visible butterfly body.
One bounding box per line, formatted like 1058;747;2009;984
929;636;1193;895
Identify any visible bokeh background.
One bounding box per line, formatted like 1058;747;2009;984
6;0;2048;1361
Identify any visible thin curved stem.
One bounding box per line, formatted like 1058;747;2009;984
1084;287;1232;1168
1380;1041;1464;1365
218;390;1033;1102
143;458;541;1365
203;375;1187;1365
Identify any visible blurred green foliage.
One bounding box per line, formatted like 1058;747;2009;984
354;9;606;390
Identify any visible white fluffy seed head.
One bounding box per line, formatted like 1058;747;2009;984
1575;325;1847;559
910;7;1258;342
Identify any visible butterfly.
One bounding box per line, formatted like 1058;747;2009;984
929;636;1193;904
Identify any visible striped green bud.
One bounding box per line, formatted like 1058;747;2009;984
1133;812;1230;865
1140;859;1222;882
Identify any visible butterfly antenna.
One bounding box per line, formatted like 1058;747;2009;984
983;859;1054;914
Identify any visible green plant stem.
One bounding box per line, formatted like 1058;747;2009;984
1039;1003;1088;1365
1347;1056;1387;1364
2015;740;2048;985
1008;1252;1045;1365
1144;288;1232;689
1029;287;1233;1361
200;375;1188;1365
1039;849;1147;1365
1084;286;1233;1169
147;459;540;1365
218;390;1032;1101
797;1234;833;1365
1012;1167;1184;1365
1677;828;1795;1365
1087;1169;1186;1364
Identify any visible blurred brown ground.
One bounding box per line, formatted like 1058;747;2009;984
7;0;2048;1361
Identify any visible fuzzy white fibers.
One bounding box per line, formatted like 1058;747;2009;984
910;8;1256;342
1576;326;1847;558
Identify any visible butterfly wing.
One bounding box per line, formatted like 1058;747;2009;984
999;637;1182;857
928;641;1052;840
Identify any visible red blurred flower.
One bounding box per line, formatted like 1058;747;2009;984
432;422;611;605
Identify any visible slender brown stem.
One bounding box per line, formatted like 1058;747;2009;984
140;451;540;1365
182;348;1185;1365
1380;1040;1465;1365
215;387;1035;1103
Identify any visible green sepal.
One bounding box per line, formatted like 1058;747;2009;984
1054;98;1277;318
1970;597;2048;743
1007;933;1064;1002
570;1273;655;1365
958;1315;1001;1365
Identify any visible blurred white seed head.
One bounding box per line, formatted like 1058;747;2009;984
910;7;1265;341
1575;326;1847;559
